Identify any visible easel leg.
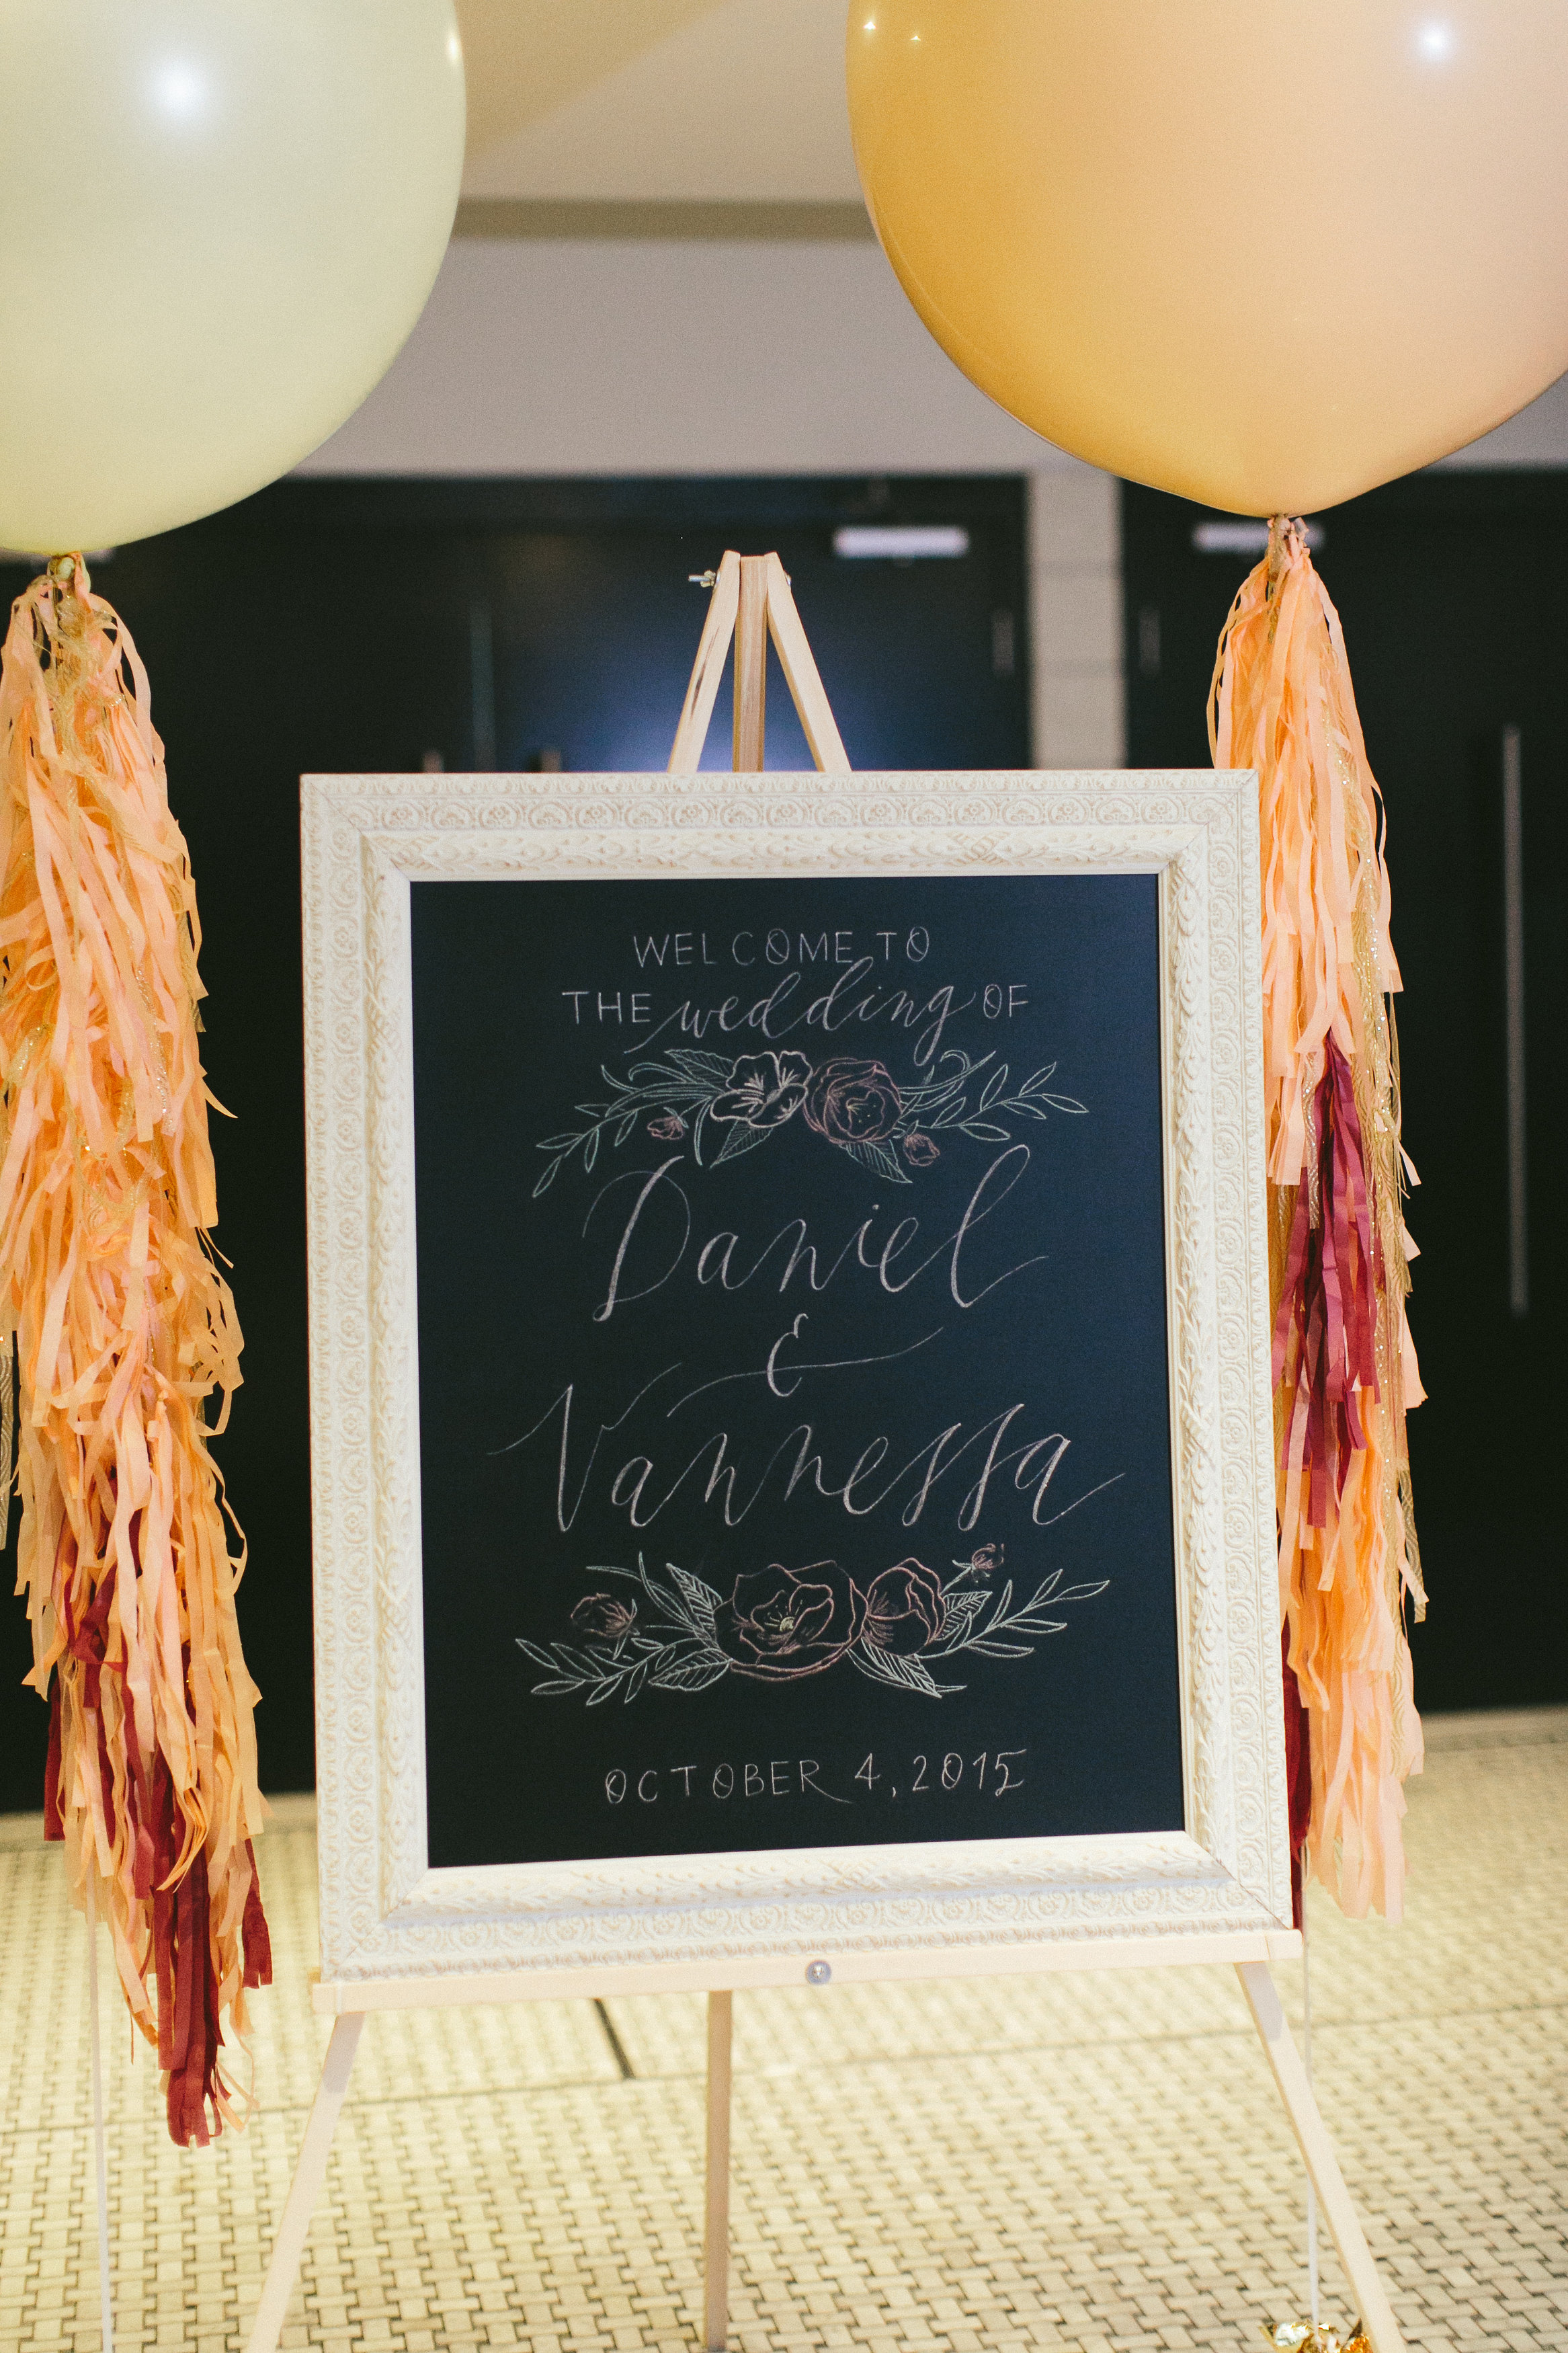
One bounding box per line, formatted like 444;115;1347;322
85;1879;116;2353
1235;1963;1405;2353
732;563;768;771
244;2010;365;2353
704;1991;733;2353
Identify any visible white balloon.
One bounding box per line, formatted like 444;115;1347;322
0;1;465;553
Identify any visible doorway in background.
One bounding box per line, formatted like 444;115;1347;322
0;473;1029;1810
1124;471;1568;1712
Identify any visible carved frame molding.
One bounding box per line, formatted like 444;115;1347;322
300;770;1286;1990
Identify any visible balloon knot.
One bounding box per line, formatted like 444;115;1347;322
1266;516;1310;584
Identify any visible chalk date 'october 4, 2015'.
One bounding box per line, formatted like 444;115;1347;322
602;1747;1027;1808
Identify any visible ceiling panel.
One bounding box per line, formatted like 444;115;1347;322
458;0;860;202
456;0;727;155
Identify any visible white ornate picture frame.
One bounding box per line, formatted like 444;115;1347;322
300;768;1294;2006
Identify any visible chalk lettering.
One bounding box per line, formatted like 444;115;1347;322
631;958;974;1066
586;1148;1043;1325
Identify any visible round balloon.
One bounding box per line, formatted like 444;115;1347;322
0;1;465;553
848;3;1568;515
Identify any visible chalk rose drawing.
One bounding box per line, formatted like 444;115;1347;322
802;1056;902;1146
533;1045;1085;1195
515;1547;1108;1705
714;1559;865;1679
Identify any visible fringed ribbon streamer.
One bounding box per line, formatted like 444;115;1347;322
0;556;270;2144
1211;517;1426;1922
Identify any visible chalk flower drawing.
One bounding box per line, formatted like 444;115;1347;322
534;1045;1085;1195
515;1548;1108;1705
714;1049;813;1129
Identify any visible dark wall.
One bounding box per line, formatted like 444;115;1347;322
1124;471;1568;1712
0;473;1030;1810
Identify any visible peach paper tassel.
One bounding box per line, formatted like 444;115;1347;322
0;557;270;2144
1211;518;1426;1921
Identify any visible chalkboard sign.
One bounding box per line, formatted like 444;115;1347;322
302;773;1290;1991
411;872;1183;1870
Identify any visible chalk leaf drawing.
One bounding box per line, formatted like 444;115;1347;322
533;1046;1085;1196
516;1547;1109;1706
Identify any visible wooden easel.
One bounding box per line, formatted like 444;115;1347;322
669;549;848;774
243;563;1407;2353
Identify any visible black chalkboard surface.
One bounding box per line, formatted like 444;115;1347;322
411;872;1184;1870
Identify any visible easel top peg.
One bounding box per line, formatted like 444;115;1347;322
669;549;850;776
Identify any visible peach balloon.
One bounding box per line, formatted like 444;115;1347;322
848;3;1568;514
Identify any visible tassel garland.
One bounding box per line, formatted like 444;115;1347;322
0;557;270;2143
1211;518;1426;1921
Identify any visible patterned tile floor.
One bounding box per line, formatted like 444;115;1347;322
0;1708;1563;2353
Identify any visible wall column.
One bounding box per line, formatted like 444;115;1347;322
1028;468;1125;768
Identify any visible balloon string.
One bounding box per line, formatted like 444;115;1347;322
1303;1876;1320;2328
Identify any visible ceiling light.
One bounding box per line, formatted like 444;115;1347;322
834;525;970;559
1192;521;1323;554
